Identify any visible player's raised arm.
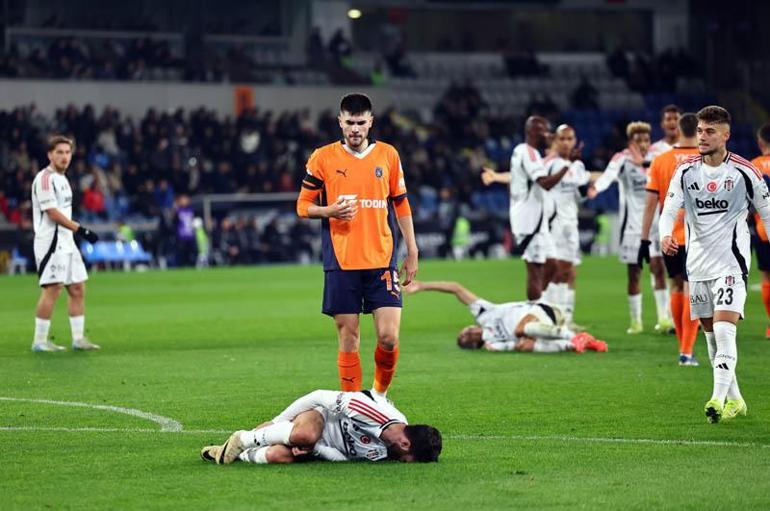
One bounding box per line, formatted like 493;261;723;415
588;152;622;197
659;164;685;255
481;166;511;185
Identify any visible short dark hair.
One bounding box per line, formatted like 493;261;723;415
679;113;698;138
697;105;731;125
757;123;770;144
405;425;442;462
47;134;74;152
340;93;373;115
661;104;682;117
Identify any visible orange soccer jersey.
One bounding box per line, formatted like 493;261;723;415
297;141;409;270
753;155;770;241
647;146;700;245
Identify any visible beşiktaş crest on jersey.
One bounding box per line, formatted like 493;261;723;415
725;275;735;286
725;178;734;191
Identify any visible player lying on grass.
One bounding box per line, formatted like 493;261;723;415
404;280;607;353
200;389;442;465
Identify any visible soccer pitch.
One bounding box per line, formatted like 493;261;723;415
2;257;770;510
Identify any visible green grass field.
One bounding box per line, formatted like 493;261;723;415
2;257;770;510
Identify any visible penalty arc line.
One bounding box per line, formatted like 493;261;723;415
0;397;183;432
0;425;767;449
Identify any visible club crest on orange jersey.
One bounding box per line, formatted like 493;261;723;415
374;166;383;178
706;181;718;193
724;178;734;191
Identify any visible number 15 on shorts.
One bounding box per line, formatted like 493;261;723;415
381;270;400;297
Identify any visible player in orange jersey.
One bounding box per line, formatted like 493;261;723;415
640;113;701;365
296;93;418;397
751;123;770;338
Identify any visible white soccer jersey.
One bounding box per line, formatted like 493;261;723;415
469;299;535;344
648;139;674;160
544;156;589;225
318;391;407;462
593;149;651;238
31;167;76;253
509;143;551;236
660;153;770;281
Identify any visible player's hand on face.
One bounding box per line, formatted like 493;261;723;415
661;235;678;256
628;143;644;166
328;196;357;221
481;167;497;186
569;141;584;162
291;446;312;457
400;251;418;287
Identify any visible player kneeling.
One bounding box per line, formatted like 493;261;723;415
405;280;607;353
200;389;441;465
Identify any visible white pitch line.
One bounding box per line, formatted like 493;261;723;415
0;426;766;449
0;397;183;432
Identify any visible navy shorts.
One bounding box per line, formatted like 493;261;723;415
322;268;402;316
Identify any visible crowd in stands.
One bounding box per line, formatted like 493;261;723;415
606;47;700;93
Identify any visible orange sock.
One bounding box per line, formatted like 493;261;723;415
338;351;362;391
762;282;770;319
373;345;399;394
680;297;699;356
670;291;685;345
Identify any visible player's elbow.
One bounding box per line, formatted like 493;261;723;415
296;199;310;218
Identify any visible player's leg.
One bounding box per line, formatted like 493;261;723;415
33;283;65;351
542;258;558;303
520;233;549;301
649;256;673;333
65;252;98;350
371;306;401;397
334;314;362;391
626;263;643;334
753;239;770;337
525;262;545;301
323;270;364;391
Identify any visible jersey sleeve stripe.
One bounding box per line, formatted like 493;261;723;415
527;146;537;162
303;174;324;186
349;399;390;422
729;155;763;180
349;399;390;424
301;181;322;191
42;171;50;191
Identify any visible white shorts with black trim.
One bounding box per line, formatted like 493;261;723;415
35;245;88;287
515;232;555;264
550;219;581;265
688;274;746;320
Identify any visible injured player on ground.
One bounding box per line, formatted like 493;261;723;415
404;280;607;353
201;389;442;465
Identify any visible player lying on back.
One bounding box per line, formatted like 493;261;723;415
200;390;441;464
404;280;607;353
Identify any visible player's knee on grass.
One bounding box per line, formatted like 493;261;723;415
288;410;324;447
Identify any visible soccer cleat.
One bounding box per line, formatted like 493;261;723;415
654;318;675;334
704;398;723;424
586;339;608;352
31;341;66;352
722;399;747;421
200;445;222;462
216;430;247;464
570;332;592;353
678;354;699;367
765;326;770;339
626;321;643;335
72;338;100;351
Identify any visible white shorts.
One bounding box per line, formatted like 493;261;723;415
515;232;555;264
619;232;661;265
35;249;88;287
550;220;581;265
688;275;746;320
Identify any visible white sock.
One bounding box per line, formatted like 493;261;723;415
533;339;571;353
34;317;51;344
727;376;744;402
564;288;576;323
239;446;270;464
239;422;293;448
69;315;85;343
543;283;557;304
523;322;570;340
704;330;716;365
711;322;737;403
653;289;670;322
628;294;642;324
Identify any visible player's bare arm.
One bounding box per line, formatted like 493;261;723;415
481;167;511;185
535;166;569;191
306;196;357;221
404;280;478;305
395;210;419;286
